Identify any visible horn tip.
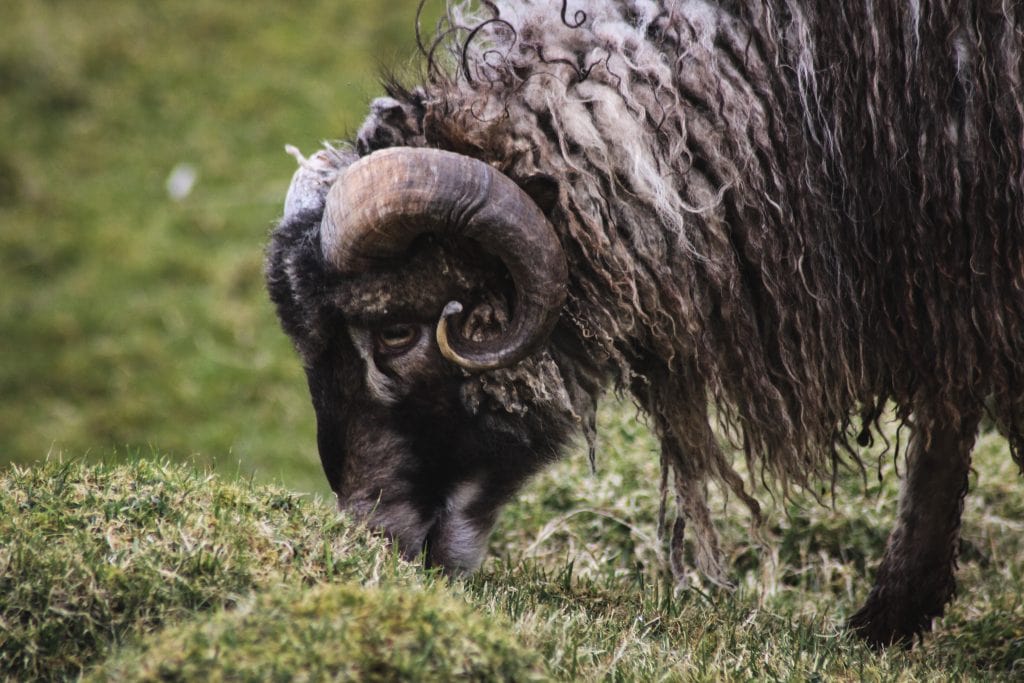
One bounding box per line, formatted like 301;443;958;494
442;301;464;317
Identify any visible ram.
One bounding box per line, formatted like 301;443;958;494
266;0;1024;646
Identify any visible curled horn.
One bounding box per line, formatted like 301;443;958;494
321;147;567;371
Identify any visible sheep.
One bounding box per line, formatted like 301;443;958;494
266;0;1024;646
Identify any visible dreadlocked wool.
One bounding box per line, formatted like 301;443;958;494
356;0;1024;580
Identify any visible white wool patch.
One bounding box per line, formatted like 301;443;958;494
435;480;489;572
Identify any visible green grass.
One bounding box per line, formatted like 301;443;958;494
3;1;1024;680
3;434;1024;680
0;0;440;493
0;459;416;679
90;583;543;682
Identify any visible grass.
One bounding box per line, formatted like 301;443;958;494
0;459;416;679
3;421;1024;680
90;583;543;682
2;0;1023;680
0;0;439;493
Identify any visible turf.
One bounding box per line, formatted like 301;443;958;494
90;582;543;682
3;440;1024;680
0;459;413;679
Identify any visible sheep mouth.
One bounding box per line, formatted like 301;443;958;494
343;484;490;574
386;513;445;570
377;517;461;574
372;517;437;566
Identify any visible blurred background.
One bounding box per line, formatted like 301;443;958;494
0;0;442;495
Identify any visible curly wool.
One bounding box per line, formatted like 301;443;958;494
291;1;1024;582
397;0;1023;504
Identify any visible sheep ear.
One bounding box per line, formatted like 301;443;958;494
283;145;356;221
519;173;560;218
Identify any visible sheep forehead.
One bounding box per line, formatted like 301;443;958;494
282;144;354;220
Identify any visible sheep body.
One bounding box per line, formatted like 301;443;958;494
267;0;1024;645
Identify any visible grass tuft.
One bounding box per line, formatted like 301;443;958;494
89;582;543;682
0;458;414;680
2;442;1024;680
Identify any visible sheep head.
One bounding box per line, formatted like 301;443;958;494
267;145;577;573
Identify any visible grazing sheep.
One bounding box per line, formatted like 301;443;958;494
266;0;1024;646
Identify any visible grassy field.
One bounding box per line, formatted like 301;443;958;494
3;431;1024;680
0;0;441;493
2;0;1023;680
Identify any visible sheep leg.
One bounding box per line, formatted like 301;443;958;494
847;403;980;647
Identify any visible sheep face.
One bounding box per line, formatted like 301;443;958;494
330;322;519;570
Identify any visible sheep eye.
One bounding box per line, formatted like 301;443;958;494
375;324;418;353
